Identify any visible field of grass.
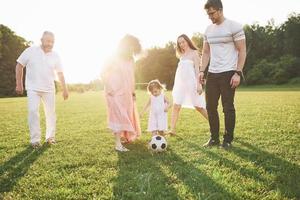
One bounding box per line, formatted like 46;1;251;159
0;89;299;200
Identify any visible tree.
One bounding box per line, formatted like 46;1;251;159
0;25;29;97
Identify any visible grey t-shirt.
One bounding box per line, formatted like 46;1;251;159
204;18;245;73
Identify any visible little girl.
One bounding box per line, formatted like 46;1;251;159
140;80;171;136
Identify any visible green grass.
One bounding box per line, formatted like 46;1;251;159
0;89;299;200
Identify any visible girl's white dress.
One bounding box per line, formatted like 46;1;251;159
172;59;206;108
147;93;168;132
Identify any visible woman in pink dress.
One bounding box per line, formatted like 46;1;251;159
101;35;142;152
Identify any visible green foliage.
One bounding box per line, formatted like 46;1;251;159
0;13;299;97
247;55;300;85
244;13;300;85
0;25;29;97
136;42;178;90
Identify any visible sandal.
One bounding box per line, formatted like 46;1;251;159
115;146;130;152
168;130;176;136
46;138;56;145
31;142;41;149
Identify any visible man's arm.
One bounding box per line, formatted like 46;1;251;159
15;63;24;94
235;39;247;72
199;41;210;84
57;72;69;100
230;39;247;88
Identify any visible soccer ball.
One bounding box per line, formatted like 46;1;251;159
149;135;167;152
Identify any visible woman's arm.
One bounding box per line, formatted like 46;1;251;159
193;51;203;94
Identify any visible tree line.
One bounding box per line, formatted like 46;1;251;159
0;13;299;96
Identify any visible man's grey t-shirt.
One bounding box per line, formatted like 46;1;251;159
204;18;245;73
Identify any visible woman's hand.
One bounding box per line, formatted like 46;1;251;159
197;84;203;95
164;106;169;112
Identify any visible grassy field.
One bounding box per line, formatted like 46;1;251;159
0;89;299;200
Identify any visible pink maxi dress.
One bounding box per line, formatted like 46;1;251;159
103;59;141;142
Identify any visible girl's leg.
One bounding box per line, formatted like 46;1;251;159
195;106;209;120
170;104;181;135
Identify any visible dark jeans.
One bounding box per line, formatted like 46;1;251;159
205;71;236;143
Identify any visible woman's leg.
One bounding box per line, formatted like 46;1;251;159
170;104;181;135
195;106;209;120
114;132;129;151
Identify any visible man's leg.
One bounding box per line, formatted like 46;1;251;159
41;92;56;142
220;71;236;144
27;90;41;144
205;73;221;144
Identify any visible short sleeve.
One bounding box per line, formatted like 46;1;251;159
231;21;245;41
55;54;63;72
16;47;31;67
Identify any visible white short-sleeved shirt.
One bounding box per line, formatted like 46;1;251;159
204;18;245;73
17;46;63;92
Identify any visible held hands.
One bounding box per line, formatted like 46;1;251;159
199;72;205;85
197;85;203;95
230;73;241;88
15;84;24;95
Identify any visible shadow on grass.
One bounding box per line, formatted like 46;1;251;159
184;139;300;199
0;144;48;194
113;140;237;200
232;140;300;199
158;148;238;200
113;141;180;200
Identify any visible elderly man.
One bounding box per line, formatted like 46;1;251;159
15;31;69;148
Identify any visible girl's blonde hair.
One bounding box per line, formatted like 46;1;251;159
147;79;166;94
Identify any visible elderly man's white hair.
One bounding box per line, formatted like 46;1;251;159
42;31;55;38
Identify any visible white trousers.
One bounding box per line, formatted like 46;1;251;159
27;90;56;143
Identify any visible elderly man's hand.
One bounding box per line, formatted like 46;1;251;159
62;89;69;100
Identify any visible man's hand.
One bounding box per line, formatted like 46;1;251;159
62;89;69;100
230;73;241;88
199;72;205;85
15;84;24;95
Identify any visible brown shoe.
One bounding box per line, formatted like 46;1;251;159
46;138;56;145
31;142;41;149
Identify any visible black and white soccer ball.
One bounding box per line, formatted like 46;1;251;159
149;135;167;152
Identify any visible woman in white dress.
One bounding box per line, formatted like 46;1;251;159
170;34;208;135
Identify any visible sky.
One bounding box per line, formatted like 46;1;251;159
1;0;299;83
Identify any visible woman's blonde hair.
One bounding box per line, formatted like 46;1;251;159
147;79;166;94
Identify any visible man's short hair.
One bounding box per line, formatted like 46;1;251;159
42;31;54;38
204;0;223;10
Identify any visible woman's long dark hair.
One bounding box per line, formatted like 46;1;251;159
176;34;198;57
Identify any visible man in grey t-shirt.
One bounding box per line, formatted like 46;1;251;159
200;0;247;149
